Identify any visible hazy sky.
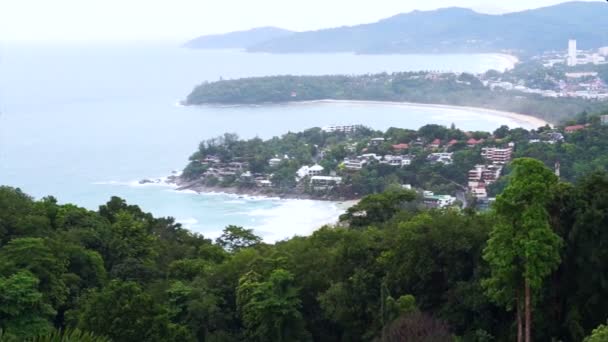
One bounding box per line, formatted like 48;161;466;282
0;0;602;42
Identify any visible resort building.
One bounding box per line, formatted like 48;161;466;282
481;147;513;164
423;191;456;208
343;158;367;170
296;164;325;181
310;176;342;191
568;39;578;66
322;125;361;133
268;158;282;167
427;152;453;165
381;155;413;167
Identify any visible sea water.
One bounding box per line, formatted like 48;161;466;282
0;42;526;242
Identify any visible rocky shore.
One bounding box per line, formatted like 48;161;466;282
169;176;355;202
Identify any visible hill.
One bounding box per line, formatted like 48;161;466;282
244;2;608;54
184;26;293;49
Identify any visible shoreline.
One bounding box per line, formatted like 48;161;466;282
290;99;549;129
494;53;520;71
188;98;549;129
174;178;359;203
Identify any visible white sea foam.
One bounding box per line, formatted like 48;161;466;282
245;199;346;243
95;176;177;188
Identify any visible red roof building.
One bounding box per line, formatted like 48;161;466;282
392;143;410;150
467;138;483;147
565;125;586;133
428;139;441;149
448;139;459;146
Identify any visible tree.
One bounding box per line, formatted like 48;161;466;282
216;225;262;252
0;271;55;339
584;323;608;342
340;189;416;227
0;238;68;309
73;280;192;342
104;211;157;272
237;269;310;342
483;158;562;342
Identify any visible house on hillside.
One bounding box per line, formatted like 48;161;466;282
467;138;484;147
392;143;409;152
428;139;441;149
565;124;586;133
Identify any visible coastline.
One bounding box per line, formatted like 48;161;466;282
174;178;358;203
293;99;549;129
493;53;520;71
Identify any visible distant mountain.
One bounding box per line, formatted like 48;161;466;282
184;27;294;49
245;2;608;54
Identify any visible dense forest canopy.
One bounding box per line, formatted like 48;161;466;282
186;72;605;124
2;155;608;340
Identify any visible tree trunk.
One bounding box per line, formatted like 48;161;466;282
525;281;532;342
517;291;523;342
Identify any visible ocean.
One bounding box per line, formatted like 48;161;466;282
0;42;529;242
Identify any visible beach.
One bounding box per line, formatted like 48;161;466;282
297;99;549;129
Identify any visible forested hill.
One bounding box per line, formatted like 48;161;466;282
2;157;608;341
184;27;293;49
185;73;603;124
245;2;608;54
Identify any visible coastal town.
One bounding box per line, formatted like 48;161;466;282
169;112;607;210
483;39;608;100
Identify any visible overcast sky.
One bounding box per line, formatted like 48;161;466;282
0;0;602;42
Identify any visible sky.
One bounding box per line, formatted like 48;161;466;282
0;0;602;42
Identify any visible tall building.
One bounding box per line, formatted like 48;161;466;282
567;39;578;66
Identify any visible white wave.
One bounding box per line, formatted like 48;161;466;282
94;176;177;188
244;199;346;243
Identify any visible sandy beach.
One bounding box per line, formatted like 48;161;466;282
494;53;520;71
298;99;549;129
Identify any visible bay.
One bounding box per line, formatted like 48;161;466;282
0;42;527;241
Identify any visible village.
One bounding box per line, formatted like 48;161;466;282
175;116;606;210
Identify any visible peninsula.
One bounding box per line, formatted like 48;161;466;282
172;112;608;209
185;71;603;124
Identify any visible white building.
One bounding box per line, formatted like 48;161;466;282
369;138;385;146
296;164;324;180
422;191;456;208
567;39;578;66
381;155;413;167
322;125;360;133
343;159;367;170
310;176;342;190
471;186;488;199
481;147;513;164
427;152;453;165
268;158;282;167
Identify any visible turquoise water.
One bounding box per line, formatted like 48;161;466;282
0;43;526;241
